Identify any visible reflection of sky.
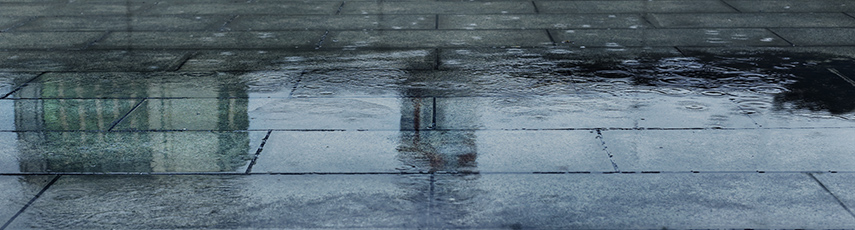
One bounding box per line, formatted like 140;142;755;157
0;100;14;130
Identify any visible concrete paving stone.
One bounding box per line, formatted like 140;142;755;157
0;16;22;30
254;130;610;173
226;15;435;31
648;13;855;28
439;14;648;30
439;47;682;71
340;2;535;15
140;2;340;15
180;49;436;71
0;131;264;173
678;46;855;59
92;31;323;49
548;28;789;47
291;70;409;98
536;0;737;13
0;32;103;49
727;86;855;128
604;128;855;172
724;0;855;12
13;15;228;31
12;71;300;99
7;174;429;229
0;51;187;72
0;72;39;97
431;173;855;229
325;30;552;49
772;28;855;46
813;173;855;211
40;3;149;16
112;98;408;131
0;176;55;224
0;4;52;16
8;99;141;131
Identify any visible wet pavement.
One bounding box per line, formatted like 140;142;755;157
2;0;855;229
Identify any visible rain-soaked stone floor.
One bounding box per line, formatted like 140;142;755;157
3;0;855;229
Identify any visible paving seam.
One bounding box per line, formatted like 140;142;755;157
244;130;273;174
21;126;848;133
531;1;539;14
846;12;855;20
0;72;44;99
15;45;855;52
0;175;61;230
808;173;855;220
544;29;556;46
0;16;37;32
168;51;198;71
218;14;239;31
107;98;146;131
641;13;658;28
79;31;112;50
286;70;307;98
594;129;620;173
2;171;853;176
765;28;795;46
718;0;742;13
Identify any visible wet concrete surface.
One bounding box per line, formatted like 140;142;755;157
2;0;855;229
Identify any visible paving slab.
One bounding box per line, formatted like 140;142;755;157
340;1;535;15
724;0;855;12
439;14;647;30
0;5;52;16
536;0;737;13
40;3;149;16
813;173;855;211
180;49;436;71
0;176;56;225
140;2;340;15
11;71;301;99
0;16;21;30
254;130;610;173
432;173;855;229
439;47;683;71
324;30;552;49
226;15;435;31
0;51;187;72
0;32;103;49
548;29;789;47
0;72;39;97
678;46;855;59
9;99;141;131
772;28;855;46
0;131;263;173
92;31;323;49
7;174;429;229
14;15;227;31
292;70;409;98
604;128;855;172
648;13;855;28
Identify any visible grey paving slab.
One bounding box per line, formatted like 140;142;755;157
605;128;855;172
0;72;38;97
181;49;436;71
254;130;610;173
9;99;141;131
432;173;855;229
8;174;428;229
341;2;535;15
291;70;409;98
226;15;435;31
0;5;52;16
325;30;552;49
14;16;227;31
772;28;855;46
439;47;683;71
0;176;55;224
678;46;855;59
113;98;408;131
0;16;21;30
731;91;855;128
0;131;263;173
439;14;647;30
92;31;323;49
0;32;103;49
648;13;855;28
11;71;300;99
41;3;149;16
813;173;855;211
0;100;14;130
548;29;789;47
0;51;187;72
536;0;737;13
140;2;340;15
724;0;855;12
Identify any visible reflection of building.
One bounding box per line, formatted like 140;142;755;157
13;73;250;173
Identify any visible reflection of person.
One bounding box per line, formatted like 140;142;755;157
397;89;477;173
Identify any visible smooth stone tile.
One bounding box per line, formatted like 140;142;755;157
0;51;187;72
181;49;436;71
40;3;149;16
631;93;757;128
9;175;428;229
731;92;855;128
0;16;21;29
439;14;648;30
226;15;435;31
13;71;300;99
772;28;855;46
0;32;103;49
439;47;682;71
92;31;323;49
254;131;411;173
325;30;553;49
0;5;52;16
436;96;636;129
291;70;409;98
3;131;263;173
0;72;38;97
724;0;855;12
0;176;56;224
10;99;141;131
432;173;855;228
537;0;737;13
0;100;14;130
341;2;535;14
813;173;855;210
113;98;250;131
605;128;855;171
678;46;855;59
141;2;340;15
648;13;855;28
472;130;611;172
14;16;227;31
548;29;789;47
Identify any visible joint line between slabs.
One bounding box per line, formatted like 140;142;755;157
595;129;620;173
245;130;273;174
108;98;146;131
336;2;345;15
287;70;307;98
0;175;61;230
218;15;240;32
766;28;794;46
807;173;855;219
828;68;855;87
0;72;46;99
531;1;539;14
718;0;742;13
